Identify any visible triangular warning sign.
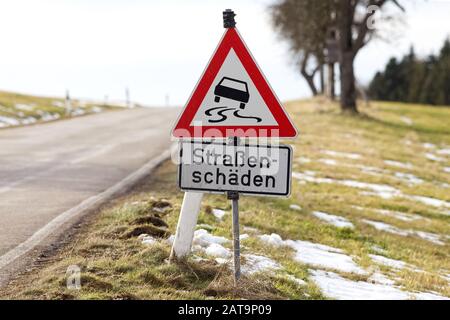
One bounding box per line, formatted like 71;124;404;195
172;28;297;138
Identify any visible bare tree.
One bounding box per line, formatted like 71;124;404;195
270;0;333;96
337;0;405;113
269;0;405;113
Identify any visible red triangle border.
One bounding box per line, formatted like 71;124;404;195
172;28;297;138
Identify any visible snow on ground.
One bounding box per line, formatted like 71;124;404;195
212;208;227;220
369;254;407;269
293;170;450;212
444;167;450;173
241;254;281;275
243;226;259;233
309;270;449;300
311;211;354;229
394;172;423;185
400;116;413;125
319;158;338;166
436;148;450;156
422;143;436;149
289;204;302;211
259;233;366;275
383;160;414;169
362;219;446;245
296;157;311;163
425;153;445;162
160;230;448;299
371;245;388;255
0;116;20;126
407;195;450;209
371;208;425;222
292;171;402;199
321;150;362;159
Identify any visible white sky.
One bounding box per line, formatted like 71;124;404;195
0;0;448;106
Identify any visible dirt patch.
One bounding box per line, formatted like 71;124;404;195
133;215;169;228
123;225;169;239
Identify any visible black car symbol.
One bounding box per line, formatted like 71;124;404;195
214;77;249;109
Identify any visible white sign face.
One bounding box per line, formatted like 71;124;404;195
191;49;278;126
178;141;292;196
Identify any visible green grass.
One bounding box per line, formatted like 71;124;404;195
1;98;449;300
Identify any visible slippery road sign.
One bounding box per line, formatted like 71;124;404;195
172;27;297;138
178;141;292;196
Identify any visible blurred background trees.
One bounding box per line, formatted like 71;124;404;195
369;39;450;105
269;0;408;113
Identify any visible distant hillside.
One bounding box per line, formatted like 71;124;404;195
0;90;124;128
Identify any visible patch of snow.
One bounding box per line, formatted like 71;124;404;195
205;243;231;258
371;245;388;255
293;171;402;199
41;113;60;122
322;150;362;159
142;236;157;245
20;117;37;125
166;235;175;245
319;158;338;166
243;226;259;233
296;157;311;163
425;153;445;162
368;272;396;286
241;254;281;275
212;208;226;220
15;103;34;111
258;233;285;247
240;234;250;241
394;172;423;185
193;229;229;247
91;106;103;113
285;240;366;275
71;108;85;116
363;219;410;236
354;164;387;176
400;116;413;125
369;254;407;269
436;148;450;156
373;208;425;222
258;233;366;274
51;101;65;108
284;274;307;286
289;204;302;211
408;195;450;209
310;270;449;300
0;116;20;126
363;220;445;245
422;143;436;149
312;211;354;229
383;160;413;169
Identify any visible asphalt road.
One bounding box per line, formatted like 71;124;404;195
0;107;178;261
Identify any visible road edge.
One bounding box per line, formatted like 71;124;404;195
0;149;171;288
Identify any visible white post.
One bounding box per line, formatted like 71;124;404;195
170;191;203;260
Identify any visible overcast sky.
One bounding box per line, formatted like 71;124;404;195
0;0;448;106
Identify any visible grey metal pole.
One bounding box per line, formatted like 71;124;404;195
223;9;240;285
228;190;240;285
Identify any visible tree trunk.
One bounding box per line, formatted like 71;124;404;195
326;62;335;100
302;71;318;96
338;0;358;113
340;52;357;113
319;64;325;94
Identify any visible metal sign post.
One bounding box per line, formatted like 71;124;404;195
228;136;241;285
228;190;240;284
